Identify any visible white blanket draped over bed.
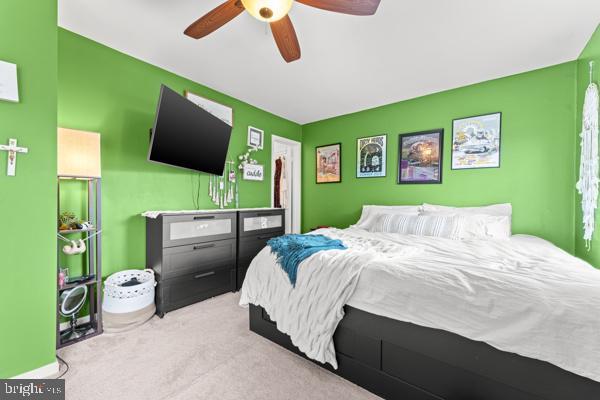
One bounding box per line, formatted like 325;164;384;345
239;232;422;367
239;228;600;383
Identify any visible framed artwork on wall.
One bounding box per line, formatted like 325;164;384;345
316;143;341;184
357;134;387;178
247;126;264;149
184;90;233;127
398;129;443;184
452;112;501;170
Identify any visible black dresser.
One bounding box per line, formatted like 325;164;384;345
146;209;284;317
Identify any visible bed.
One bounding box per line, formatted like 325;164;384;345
239;209;600;399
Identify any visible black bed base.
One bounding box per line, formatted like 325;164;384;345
249;304;600;400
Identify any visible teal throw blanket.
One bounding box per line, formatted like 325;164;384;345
267;234;347;287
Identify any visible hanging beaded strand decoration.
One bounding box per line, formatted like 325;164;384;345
576;61;599;250
208;160;237;208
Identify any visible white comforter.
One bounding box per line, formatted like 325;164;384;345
239;228;600;383
239;232;421;367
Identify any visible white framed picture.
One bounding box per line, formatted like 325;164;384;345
184;90;233;127
0;60;19;103
243;164;264;181
451;112;501;170
248;126;264;149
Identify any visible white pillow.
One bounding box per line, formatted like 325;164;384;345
422;203;512;217
370;214;462;239
421;203;512;239
456;215;511;240
353;205;422;230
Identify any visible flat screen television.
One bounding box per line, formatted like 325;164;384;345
148;85;232;175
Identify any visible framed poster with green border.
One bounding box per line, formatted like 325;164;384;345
357;134;386;178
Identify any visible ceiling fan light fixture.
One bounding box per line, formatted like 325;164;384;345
241;0;294;22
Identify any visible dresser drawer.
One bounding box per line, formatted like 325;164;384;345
236;231;283;290
162;212;237;247
238;231;282;259
159;268;235;313
162;239;236;280
238;210;285;237
237;261;250;292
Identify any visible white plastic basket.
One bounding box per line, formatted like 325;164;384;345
103;269;156;314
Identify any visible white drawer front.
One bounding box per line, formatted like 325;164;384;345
243;215;283;232
170;219;232;241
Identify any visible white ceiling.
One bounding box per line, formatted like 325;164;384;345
59;0;600;124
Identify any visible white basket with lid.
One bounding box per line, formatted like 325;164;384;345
103;269;156;314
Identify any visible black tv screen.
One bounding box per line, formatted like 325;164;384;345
148;85;232;175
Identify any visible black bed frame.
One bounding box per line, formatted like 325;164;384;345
249;304;600;400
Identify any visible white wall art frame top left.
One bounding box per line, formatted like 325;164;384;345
185;90;233;127
0;60;19;103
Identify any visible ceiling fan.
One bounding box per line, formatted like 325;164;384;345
184;0;381;63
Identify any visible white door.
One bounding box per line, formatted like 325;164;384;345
271;135;301;234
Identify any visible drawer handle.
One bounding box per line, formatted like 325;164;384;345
257;235;274;240
193;215;215;220
194;271;215;279
256;212;275;217
193;243;216;250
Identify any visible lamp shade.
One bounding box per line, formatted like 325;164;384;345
57;128;101;178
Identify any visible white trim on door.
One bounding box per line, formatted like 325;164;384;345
271;135;302;234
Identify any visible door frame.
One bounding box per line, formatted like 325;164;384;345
271;135;302;234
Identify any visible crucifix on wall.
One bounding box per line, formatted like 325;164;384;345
0;138;28;176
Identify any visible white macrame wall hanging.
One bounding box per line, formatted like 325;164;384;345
576;61;599;250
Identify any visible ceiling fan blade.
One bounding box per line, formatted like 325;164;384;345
270;15;301;63
296;0;380;15
184;0;245;39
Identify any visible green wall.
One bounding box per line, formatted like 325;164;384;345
58;29;302;278
575;25;600;266
0;0;57;378
302;63;577;252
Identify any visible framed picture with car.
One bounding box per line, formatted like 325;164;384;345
451;112;501;170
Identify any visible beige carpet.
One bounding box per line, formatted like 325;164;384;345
57;292;381;400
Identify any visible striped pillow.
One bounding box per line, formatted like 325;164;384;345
371;214;462;239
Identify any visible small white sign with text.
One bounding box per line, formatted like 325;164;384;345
243;164;264;181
